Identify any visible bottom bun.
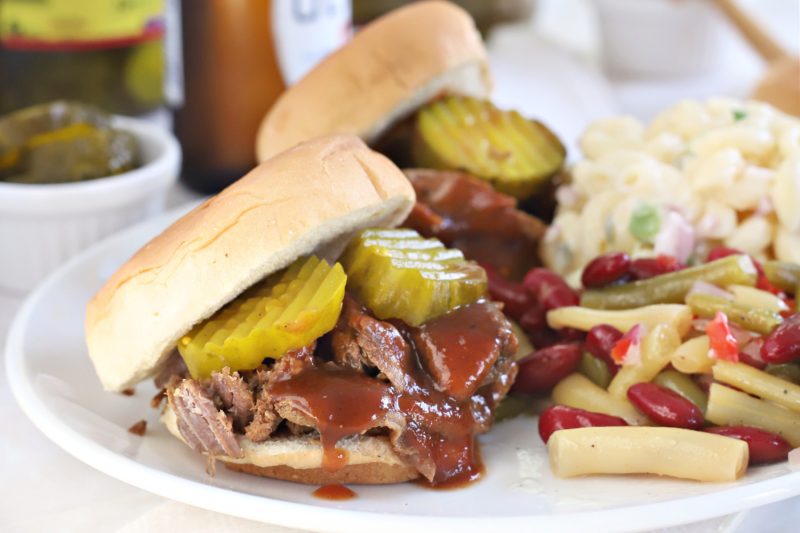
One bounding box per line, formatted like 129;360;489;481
225;461;418;485
161;404;419;485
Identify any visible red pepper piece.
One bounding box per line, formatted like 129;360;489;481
706;311;739;362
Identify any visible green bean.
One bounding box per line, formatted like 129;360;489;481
579;351;612;388
653;369;708;413
581;255;758;310
765;363;800;385
493;395;532;422
763;260;800;293
685;292;783;335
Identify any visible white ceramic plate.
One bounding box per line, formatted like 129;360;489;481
7;206;800;533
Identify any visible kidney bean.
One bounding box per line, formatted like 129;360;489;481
483;263;533;321
523;268;579;311
627;382;704;429
584;324;623;373
581;252;631;288
629;255;684;280
538;405;628;443
739;337;766;370
512;344;582;394
558;327;586;343
761;313;800;364
704;426;791;465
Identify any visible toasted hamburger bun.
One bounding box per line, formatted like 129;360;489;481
161;405;419;484
256;0;492;161
85;134;415;393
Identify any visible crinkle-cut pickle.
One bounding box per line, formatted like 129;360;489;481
341;228;488;326
412;95;565;199
178;256;346;379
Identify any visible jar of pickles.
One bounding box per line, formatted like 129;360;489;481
0;0;168;115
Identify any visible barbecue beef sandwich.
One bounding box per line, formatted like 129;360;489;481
85;135;519;485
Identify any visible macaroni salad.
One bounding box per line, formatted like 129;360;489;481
542;98;800;284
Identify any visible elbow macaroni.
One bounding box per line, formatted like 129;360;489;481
544;98;800;281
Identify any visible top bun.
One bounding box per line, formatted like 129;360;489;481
86;135;416;392
256;0;491;161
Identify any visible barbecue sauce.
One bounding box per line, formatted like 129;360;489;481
404;169;546;281
412;303;504;400
270;366;393;472
269;302;512;487
312;484;357;500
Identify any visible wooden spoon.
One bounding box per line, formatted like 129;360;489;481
714;0;800;116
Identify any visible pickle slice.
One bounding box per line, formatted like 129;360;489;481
412;96;566;199
341;228;487;326
178;256;346;379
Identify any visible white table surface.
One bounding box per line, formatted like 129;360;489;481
3;2;799;530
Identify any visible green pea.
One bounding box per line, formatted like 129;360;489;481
579;351;612;389
629;204;661;245
654;369;708;413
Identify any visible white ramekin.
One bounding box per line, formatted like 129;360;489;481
594;0;726;78
0;116;181;293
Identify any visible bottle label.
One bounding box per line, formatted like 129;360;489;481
0;0;165;51
272;0;352;85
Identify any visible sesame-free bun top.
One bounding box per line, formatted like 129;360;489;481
256;0;492;161
86;135;416;392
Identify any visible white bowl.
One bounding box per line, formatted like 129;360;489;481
594;0;726;78
0;115;181;293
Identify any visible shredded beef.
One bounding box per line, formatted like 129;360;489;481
160;295;519;485
411;302;516;401
128;419;147;436
245;392;281;442
243;343;316;442
332;295;414;392
169;380;243;458
210;368;253;431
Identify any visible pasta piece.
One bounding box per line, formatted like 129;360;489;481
770;153;800;232
671;335;713;374
706;383;800;447
712;361;800;413
547;304;692;337
724;216;773;258
774;227;800;265
608;324;682;399
551;373;648;426
548;426;748;482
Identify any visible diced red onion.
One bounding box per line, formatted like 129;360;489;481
687;281;735;302
653;211;695;263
